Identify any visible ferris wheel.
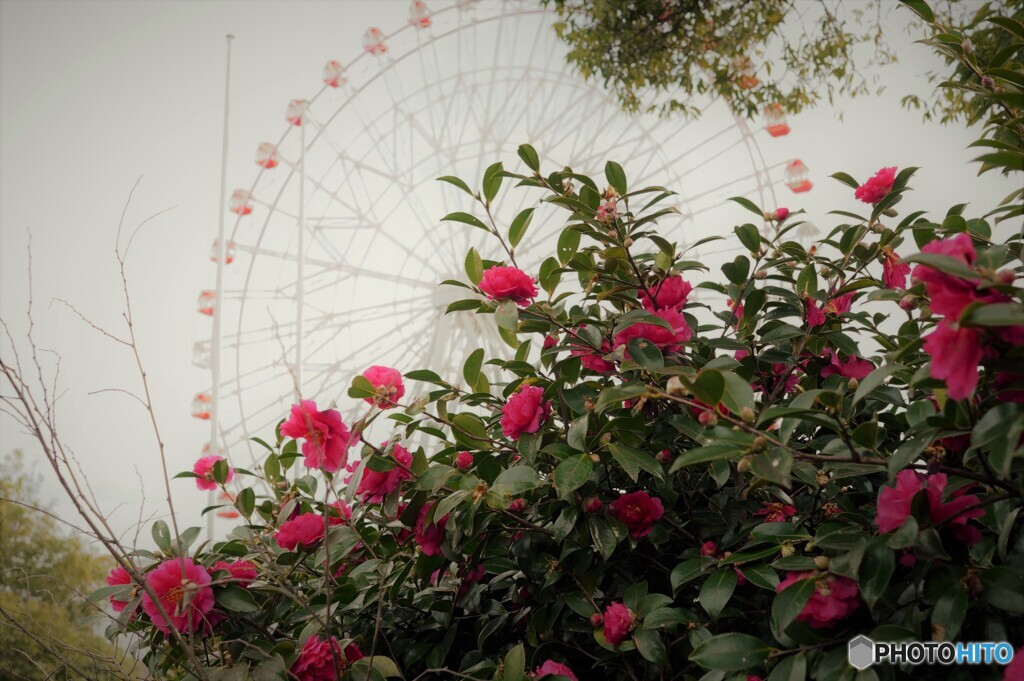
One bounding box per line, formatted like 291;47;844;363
191;0;811;469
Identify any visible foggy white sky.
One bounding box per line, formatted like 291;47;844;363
0;0;1017;545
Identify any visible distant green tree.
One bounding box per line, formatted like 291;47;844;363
0;451;131;680
547;0;1023;128
547;0;898;120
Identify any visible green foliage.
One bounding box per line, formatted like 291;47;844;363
0;452;127;680
547;0;898;120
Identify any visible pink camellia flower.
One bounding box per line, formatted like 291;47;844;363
508;498;527;512
356;443;414;503
280;400;353;473
501;385;551;439
583;496;603;513
609;491;665;539
822;293;853;316
106;566;132;612
855;166;897;204
275;513;326;551
543;333;558;350
727;299;744;327
211;560;258;586
595;200;618;221
922;321;983;400
602;602;636;646
479;265;538;307
193;455;233;491
820;348;873;381
613;308;693;356
534;660;579;681
415;501;448;557
638;275;693;311
291;635;364;681
882;249;910;289
805;298;826;327
327;499;353;525
455;451;474;470
361;365;405;409
1003;646;1024;681
756;501;796;523
775;572;860;628
570;334;615;374
911;234;997;318
700;541;718;557
748;676;765;681
140;558;215;635
876;470;983;545
773;207;790;221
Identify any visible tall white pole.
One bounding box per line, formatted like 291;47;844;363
295;119;306;398
209;33;234;541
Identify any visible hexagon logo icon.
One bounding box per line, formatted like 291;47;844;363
848;635;875;671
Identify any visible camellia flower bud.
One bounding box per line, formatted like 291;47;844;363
982;75;994;89
814;555;831;569
962;38;974;54
899;294;918;311
455;451;474;471
780;542;796;558
507;498;526;512
816;469;830;487
623;237;634;248
600;433;612;445
590;453;601;463
590;613;604;628
882;208;898;218
755;270;767;279
583;496;603;513
656;449;672;464
847;377;859;391
737;455;752;473
741;407;755;423
698;411;718;427
996;269;1016;285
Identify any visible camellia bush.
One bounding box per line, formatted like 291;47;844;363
45;4;1019;681
92;159;1024;681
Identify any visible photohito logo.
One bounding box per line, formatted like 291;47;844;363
848;635;1016;670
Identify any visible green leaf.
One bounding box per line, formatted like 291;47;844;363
735;224;761;252
348;374;377;400
729;196;764;217
859;538;895;608
691;369;726;406
348;656;404;679
720;371;755;414
465;248;483;284
452;412;491;450
151;520;171;554
237;488;255;517
699;570;737;619
508;207;535;249
557;228;581;265
981;566;1024;613
495;299;519;331
504;644;525;681
594;383;649;413
437;175;474;196
567;413;589;451
830;172;860;189
627;337;664;371
962;302;1024;328
932;585;967;641
605;161;627;196
749;448;793;487
463;348;484;387
721;255;750;285
772;575;815;636
689;633;771;671
669;443;743;472
671;558;712;592
490;466;540;499
633;628;667;664
553;454;593;500
482;162;503;204
767;653;806;681
218;584;259;613
853;364;905;404
607;443;664;482
901;252;977;279
517;144;540;172
442;211;489;232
